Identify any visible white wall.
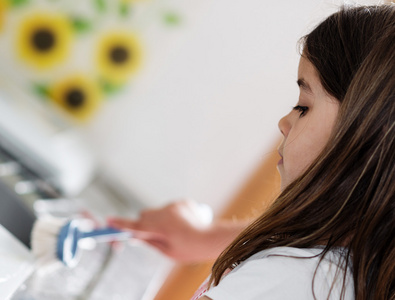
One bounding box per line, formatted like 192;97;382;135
82;0;379;213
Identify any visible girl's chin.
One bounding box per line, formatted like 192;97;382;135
277;170;285;191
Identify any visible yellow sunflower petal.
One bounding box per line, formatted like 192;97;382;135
50;74;102;122
16;12;73;70
96;30;142;85
0;0;8;32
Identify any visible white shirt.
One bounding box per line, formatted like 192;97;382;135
203;247;354;300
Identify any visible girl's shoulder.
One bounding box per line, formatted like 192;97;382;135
247;246;348;262
204;246;354;300
244;246;353;286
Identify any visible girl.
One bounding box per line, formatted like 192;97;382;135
109;4;395;299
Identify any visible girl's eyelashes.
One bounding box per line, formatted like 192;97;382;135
293;105;309;117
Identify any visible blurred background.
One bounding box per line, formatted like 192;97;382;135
0;0;385;299
0;0;345;212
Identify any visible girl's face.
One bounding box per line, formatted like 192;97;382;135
277;56;339;191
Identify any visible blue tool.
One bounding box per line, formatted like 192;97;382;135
56;219;131;267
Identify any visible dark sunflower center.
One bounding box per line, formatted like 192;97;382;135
65;89;85;109
110;46;130;64
32;28;56;52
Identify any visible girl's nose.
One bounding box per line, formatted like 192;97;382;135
278;113;291;137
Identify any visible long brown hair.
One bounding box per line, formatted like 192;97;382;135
210;5;395;300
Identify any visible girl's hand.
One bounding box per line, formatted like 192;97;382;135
107;200;248;263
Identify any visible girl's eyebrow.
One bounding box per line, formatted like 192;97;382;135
297;78;313;94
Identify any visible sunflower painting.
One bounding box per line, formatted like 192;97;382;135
50;74;102;121
16;12;73;69
0;0;182;123
96;30;142;87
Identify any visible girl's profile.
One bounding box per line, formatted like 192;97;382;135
109;4;395;300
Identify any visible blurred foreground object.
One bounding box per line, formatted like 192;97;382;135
0;77;172;299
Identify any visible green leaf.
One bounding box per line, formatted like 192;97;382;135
71;17;93;33
99;79;123;96
119;3;131;18
8;0;30;8
164;12;181;26
94;0;106;13
33;83;50;99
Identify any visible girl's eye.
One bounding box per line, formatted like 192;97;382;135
293;105;309;117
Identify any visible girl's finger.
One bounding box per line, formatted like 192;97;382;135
107;217;139;230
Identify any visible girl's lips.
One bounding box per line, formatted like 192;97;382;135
277;150;283;165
